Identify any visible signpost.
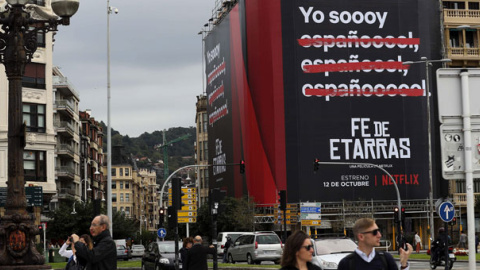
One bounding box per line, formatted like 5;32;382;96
0;186;43;207
300;202;321;228
157;228;167;239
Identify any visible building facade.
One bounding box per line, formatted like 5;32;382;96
195;95;209;207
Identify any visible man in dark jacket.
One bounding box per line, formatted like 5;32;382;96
185;235;215;270
72;214;117;270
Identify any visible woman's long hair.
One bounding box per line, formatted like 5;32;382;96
80;234;94;250
281;230;310;268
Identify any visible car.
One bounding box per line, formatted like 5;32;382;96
310;237;357;270
227;231;283;264
141;241;182;270
216;232;246;256
131;244;145;257
116;245;131;261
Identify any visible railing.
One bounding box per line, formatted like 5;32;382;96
56;166;75;179
56;143;75;157
54;120;75;136
58;188;76;197
53;76;80;98
453;193;480;205
55;100;75;115
449;47;480;58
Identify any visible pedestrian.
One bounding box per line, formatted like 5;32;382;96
71;214;117;270
338;218;412;270
185;235;215;270
279;230;321;270
60;235;94;260
65;239;86;270
180;237;194;266
458;230;467;249
223;236;233;263
414;231;421;253
475;234;479;253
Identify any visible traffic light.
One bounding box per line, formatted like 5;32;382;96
159;208;165;227
172;178;184;210
38;224;43;235
278;190;287;211
167;206;177;229
313;158;319;172
394;207;399;223
240;160;245;174
401;207;406;223
451;217;457;225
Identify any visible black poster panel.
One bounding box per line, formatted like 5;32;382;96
281;0;441;202
205;14;235;194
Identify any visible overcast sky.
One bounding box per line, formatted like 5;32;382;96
53;0;215;137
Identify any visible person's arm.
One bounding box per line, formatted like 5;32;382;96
58;242;73;258
75;238;116;264
399;243;413;270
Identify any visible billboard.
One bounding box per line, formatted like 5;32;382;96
206;0;441;204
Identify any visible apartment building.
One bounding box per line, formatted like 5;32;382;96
195;95;209;207
442;0;480;207
52;66;81;208
79;110;105;203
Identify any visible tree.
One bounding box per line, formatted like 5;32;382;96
217;196;255;232
112;210;139;240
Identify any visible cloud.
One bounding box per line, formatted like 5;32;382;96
53;0;214;136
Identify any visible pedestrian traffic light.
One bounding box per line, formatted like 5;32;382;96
159;208;165;227
240;160;245;174
313;158;319;172
172;178;184;210
394;207;399;223
278;190;287;211
167;206;177;229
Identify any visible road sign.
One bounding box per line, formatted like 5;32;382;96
181;205;197;211
0;186;43;207
301;220;321;226
178;217;196;223
438;201;455;222
157;228;167;239
300;202;321;220
178;211;197;217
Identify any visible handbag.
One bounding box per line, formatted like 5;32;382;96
65;257;85;270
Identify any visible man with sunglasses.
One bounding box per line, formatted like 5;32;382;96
338;218;412;270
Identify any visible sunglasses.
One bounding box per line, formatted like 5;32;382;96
361;228;380;236
302;245;314;251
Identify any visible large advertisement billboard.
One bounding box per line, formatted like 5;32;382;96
205;0;441;204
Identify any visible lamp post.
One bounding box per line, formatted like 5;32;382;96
402;57;451;248
139;214;146;244
106;0;118;237
83;159;100;202
0;0;78;268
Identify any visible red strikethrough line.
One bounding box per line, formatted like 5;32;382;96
303;61;409;73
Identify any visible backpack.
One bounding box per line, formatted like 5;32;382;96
346;251;388;270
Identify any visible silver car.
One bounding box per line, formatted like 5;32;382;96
311;237;357;270
227;231;283;264
131;244;145;257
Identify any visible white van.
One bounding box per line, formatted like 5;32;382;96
216;232;246;256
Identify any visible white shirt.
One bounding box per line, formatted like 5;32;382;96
59;243;73;259
415;234;421;244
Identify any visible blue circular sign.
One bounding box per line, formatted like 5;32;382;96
438;201;455;222
157;228;167;239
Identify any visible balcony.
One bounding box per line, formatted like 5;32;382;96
55;100;75;117
452;193;480;206
53;76;80;100
56;166;75;180
54;121;75;138
57;188;76;199
56;143;75;159
444;9;480;25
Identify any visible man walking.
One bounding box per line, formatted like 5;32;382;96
185;235;215;270
338;218;412;270
72;214;117;270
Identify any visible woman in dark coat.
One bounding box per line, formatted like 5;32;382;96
179;237;193;266
280;230;321;270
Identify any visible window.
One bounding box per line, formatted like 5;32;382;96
125;207;130;216
465;30;476;48
36;30;46;47
22;63;45;89
126;193;130;202
199;142;203;161
470;2;480;10
449;29;461;47
203;113;208;133
125;181;130;189
111;168;116;177
125;168;130;176
24;150;46;182
112;181;117;189
120;181;124;189
203;141;208;160
113;207;117;212
23;103;45;133
120;193;124;202
120;168;123;176
31;0;45;5
443;1;465;9
112;193;117;202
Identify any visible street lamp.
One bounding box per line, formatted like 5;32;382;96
402;57;451;248
139;214;146;244
106;0;118;237
0;0;78;267
83;159;100;202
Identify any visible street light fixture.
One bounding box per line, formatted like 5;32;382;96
0;0;78;267
402;57;451;248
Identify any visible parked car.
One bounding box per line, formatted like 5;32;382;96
310;237;357;270
227;231;283;264
116;245;131;261
141;241;182;270
216;232;246;256
131;244;145;257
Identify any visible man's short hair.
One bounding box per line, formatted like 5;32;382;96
97;214;110;228
194;235;202;243
352;218;375;240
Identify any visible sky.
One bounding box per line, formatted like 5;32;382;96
53;0;215;137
